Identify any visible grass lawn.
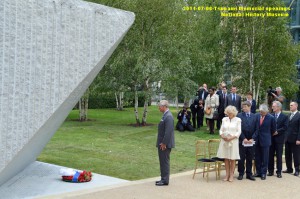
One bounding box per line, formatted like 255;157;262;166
37;106;220;180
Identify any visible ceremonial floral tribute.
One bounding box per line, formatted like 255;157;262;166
60;168;92;183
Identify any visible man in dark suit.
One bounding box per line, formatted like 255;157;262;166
197;84;208;127
237;101;257;181
225;86;241;112
156;100;175;186
246;92;256;114
253;104;276;180
217;86;228;130
190;97;204;129
176;104;195;132
268;101;288;178
284;101;300;176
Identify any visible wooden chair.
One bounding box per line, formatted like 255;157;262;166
192;140;218;182
208;139;224;180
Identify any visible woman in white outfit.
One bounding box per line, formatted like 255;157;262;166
217;105;241;182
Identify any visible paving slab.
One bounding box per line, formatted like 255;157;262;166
0;161;128;199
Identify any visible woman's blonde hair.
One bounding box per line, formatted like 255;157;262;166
224;105;238;117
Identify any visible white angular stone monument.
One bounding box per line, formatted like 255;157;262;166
0;0;134;186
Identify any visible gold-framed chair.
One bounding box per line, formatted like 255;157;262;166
192;140;218;182
208;139;224;180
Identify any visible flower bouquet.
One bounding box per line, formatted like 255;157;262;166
60;168;92;183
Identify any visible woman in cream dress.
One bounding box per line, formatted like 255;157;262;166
204;87;219;134
217;105;241;182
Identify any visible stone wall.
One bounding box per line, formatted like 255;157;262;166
0;0;134;185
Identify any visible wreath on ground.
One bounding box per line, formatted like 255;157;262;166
60;168;92;183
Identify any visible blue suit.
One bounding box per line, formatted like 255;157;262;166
237;112;257;176
268;112;288;174
253;113;276;176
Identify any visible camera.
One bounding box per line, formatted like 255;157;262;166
267;86;277;97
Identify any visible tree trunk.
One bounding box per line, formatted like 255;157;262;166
79;89;89;121
142;92;149;126
134;89;140;126
119;92;124;111
115;92;119;110
175;95;178;111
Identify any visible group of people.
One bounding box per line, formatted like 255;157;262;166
155;83;300;186
217;100;300;182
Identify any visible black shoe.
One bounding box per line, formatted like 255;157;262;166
283;170;293;174
155;180;161;184
294;171;299;176
237;175;243;180
253;174;261;178
155;181;169;186
246;175;256;181
261;175;266;180
267;173;273;176
277;174;282;178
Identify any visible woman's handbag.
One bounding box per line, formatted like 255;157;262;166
205;107;211;115
212;109;219;120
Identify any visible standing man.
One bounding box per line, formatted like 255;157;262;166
284;101;300;176
253;104;276;180
197;84;208;127
225;86;241;112
246;92;256;114
237;101;257;181
268;101;288;178
217;86;228;130
156;100;175;186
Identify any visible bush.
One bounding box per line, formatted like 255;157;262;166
88;92;151;109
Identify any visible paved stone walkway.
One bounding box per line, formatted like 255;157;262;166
41;169;300;199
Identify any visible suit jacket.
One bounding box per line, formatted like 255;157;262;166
253;113;276;147
271;112;288;144
286;111;300;143
177;110;192;125
198;89;208;102
218;92;228;114
225;93;241;112
249;99;256;114
157;110;175;148
237;112;257;144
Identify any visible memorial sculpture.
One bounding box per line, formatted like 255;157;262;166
0;0;134;186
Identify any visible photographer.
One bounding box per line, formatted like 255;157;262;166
176;103;195;132
190;97;204;129
267;87;284;111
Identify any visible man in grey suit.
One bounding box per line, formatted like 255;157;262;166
156;100;175;186
225;86;242;112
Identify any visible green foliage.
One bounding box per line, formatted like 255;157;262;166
38;106;219;180
87;92;151;109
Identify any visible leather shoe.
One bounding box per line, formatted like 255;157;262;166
155;180;161;184
294;171;299;176
237;175;243;180
155;181;168;186
267;173;273;176
282;170;293;174
261;175;266;180
277;174;282;178
253;174;261;178
246;175;256;181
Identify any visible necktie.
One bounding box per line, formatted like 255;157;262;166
260;116;264;126
223;93;225;99
275;114;278;120
290;113;295;120
232;94;236;103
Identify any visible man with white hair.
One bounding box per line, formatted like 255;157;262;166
271;87;284;104
156;100;175;186
253;104;276;180
284;101;300;176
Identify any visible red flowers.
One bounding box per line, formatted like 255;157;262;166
62;170;92;183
